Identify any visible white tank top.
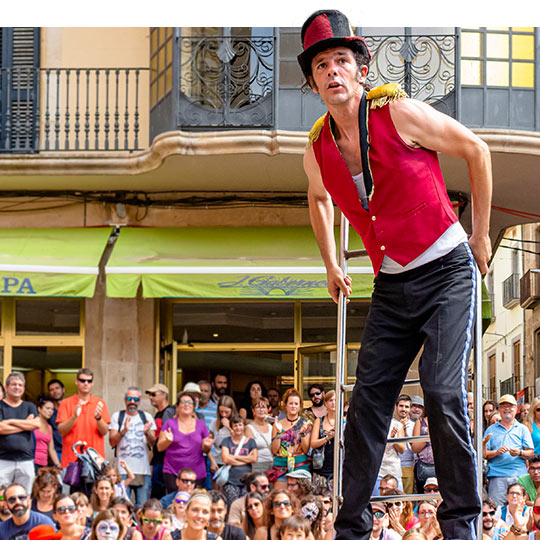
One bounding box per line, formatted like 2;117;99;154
350;173;468;274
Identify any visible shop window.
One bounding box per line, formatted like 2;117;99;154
150;27;174;108
172;302;294;343
461;27;535;88
15;299;81;335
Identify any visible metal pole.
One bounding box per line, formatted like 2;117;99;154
333;213;349;516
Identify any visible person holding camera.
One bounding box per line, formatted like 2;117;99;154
245;397;274;475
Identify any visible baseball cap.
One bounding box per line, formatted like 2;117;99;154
499;394;517;406
411;396;424;407
371;502;386;513
285;469;312;480
145;383;169;395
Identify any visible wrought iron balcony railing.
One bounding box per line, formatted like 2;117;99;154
0;67;149;153
502;272;521;309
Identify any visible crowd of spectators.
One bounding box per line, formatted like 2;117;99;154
2;368;540;539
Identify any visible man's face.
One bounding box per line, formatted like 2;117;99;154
125;389;140;412
176;472;197;494
410;403;424;421
48;382;65;401
286;478;299;495
5;486;29;518
209;500;226;530
482;504;496;531
267;389;279;408
529;461;540;486
499;402;517;422
148;390;167;408
199;383;212;405
0;489;11;519
308;388;325;407
379;479;397;495
213;375;228;396
6;377;25;401
253;477;270;496
396;400;411;420
310;47;366;107
75;373;94;394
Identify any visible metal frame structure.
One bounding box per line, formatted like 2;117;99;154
333;214;484;539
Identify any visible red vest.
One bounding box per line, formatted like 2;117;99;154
311;95;458;274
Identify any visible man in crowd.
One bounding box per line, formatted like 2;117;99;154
485;394;534;505
395;394;415;494
299;8;491;538
212;373;229;403
267;388;281;416
47;378;65;462
0;484;12;522
110;386;156;505
146;383;176;499
160;468;197;509
208;491;247;540
0;483;55;538
423;477;440;495
0;372;40;492
57;368;111;470
482;497;509;539
518;454;540;503
378;474;399;496
197;380;218;427
409;396;424;422
369;502;401;540
228;472;270;527
307;384;327;419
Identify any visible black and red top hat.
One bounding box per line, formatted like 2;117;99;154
297;10;371;78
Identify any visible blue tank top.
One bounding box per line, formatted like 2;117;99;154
532;422;540;454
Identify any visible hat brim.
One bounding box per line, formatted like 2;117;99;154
298;36;370;78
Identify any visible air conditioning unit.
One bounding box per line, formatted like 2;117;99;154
520;269;540;309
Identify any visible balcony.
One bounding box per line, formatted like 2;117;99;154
520;269;540;309
502;273;521;309
0;67;149;153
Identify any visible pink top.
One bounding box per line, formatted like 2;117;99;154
34;427;51;466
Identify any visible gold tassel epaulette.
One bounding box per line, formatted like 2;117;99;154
307;113;327;147
367;83;408;109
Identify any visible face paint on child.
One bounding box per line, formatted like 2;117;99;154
96;519;120;540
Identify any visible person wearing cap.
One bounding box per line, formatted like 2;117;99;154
485;394;534;506
369;502;401;540
285;469;312;500
423;477;439;495
298;9;491;540
146;383;176;500
409;397;424;422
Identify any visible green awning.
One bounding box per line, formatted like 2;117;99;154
105;227;374;299
0;228;112;297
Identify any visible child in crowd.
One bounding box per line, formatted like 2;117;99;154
103;461;134;499
133;499;172;540
278;516;312;540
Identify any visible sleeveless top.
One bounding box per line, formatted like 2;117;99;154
34;426;52;466
249;421;273;463
531;422;540;454
418;418;434;464
172;530;218;540
319;416;335;478
136;526;168;540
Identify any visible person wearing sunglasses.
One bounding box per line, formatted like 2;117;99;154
53;494;91;540
133;499;172;540
169;491;190;532
383;489;418;535
368;502;401;540
243;492;265;539
0;483;55;538
306;385;326;420
482;496;509;540
110;387;156;506
57;368;111;472
254;490;298;540
524;397;540;456
228;472;271;529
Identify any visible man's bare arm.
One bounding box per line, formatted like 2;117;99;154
389;99;492;273
304;146;352;303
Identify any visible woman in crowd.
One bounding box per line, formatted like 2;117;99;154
31;467;62;521
72;492;93;528
158;392;213;493
53;494;91;540
91;477;115;516
208;396;237;471
483;400;498;433
309;391;336;486
526;396;540;454
299;494;323;540
245;397;274;474
171;491;222;540
254;489;299;540
111;496;137;540
402;531;428;540
221;415;258;507
169;491;190;532
34;395;61;471
411;410;435;491
90;509;125;540
239;381;267;421
242;492;265;540
384;490;419;535
417;501;442;540
270;389;311;490
132;499;172;540
495;483;530;526
104;462;134;499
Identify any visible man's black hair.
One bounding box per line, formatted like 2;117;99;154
47;378;65;389
208;490;227;506
397;394;411;403
529;454;540;465
308;383;325;394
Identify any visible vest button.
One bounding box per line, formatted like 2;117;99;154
380;245;386;251
371;215;376;221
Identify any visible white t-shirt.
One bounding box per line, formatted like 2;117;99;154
110;410;156;475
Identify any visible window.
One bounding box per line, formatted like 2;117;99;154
150;28;174;108
461;27;535;87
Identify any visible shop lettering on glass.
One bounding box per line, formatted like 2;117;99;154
1;277;36;294
218;274;327;296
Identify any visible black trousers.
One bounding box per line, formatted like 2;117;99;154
334;243;481;540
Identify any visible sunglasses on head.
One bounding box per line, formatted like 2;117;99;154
77;378;92;384
142;517;162;524
56;504;77;515
7;494;28;505
126;396;140;402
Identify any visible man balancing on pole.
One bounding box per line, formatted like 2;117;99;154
298;10;492;540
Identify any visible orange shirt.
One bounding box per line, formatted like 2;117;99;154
57;394;110;468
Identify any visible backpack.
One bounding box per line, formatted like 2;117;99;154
113;410;147;456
